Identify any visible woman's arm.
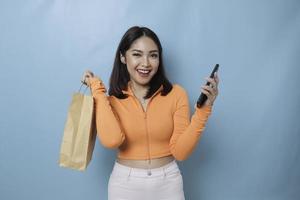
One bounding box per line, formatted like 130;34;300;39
169;85;212;161
89;77;125;149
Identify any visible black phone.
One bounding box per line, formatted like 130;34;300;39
196;64;219;108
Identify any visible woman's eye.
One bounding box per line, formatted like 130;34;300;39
132;53;141;57
151;54;158;58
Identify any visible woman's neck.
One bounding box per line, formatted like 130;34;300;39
129;80;149;97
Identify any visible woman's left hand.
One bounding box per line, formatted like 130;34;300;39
200;72;219;106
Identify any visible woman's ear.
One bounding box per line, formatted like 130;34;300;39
120;53;126;64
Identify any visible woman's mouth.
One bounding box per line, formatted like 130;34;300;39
136;69;151;77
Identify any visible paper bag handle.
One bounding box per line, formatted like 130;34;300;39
78;82;89;93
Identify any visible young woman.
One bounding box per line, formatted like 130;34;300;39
82;26;219;200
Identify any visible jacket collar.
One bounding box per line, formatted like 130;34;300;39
122;80;163;98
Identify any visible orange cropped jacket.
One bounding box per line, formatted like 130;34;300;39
90;77;212;161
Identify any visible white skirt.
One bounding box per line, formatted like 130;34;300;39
108;160;185;200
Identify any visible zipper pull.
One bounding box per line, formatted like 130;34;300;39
147;159;152;176
147;167;152;176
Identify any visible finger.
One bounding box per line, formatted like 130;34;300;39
202;86;218;98
201;85;214;94
82;75;89;84
85;70;94;77
205;77;217;89
214;72;219;84
81;79;87;85
83;72;89;78
201;88;211;97
201;88;216;103
201;87;212;95
81;75;86;83
208;77;217;87
85;73;91;78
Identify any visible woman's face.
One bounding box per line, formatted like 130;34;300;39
121;36;159;87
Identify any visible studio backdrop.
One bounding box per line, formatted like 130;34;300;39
0;0;299;199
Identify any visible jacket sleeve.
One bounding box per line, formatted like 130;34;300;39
89;77;125;149
169;85;212;161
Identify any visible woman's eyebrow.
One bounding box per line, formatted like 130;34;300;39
131;49;158;53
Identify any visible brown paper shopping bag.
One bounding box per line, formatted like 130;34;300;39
59;83;97;171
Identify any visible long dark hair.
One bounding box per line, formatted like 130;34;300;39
108;26;173;99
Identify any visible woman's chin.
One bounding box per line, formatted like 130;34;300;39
133;77;151;86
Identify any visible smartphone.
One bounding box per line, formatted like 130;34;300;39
196;64;219;108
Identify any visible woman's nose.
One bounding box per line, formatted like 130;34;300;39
141;56;150;67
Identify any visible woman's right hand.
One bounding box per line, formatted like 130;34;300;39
81;70;100;87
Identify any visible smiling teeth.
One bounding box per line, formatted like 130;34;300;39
137;69;150;74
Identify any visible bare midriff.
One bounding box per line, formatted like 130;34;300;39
116;155;175;169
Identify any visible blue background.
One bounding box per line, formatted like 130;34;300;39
1;0;299;199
